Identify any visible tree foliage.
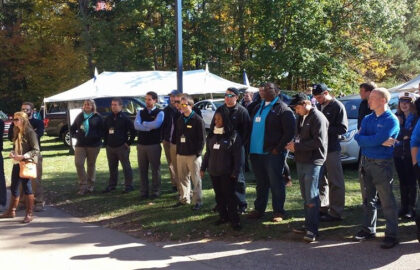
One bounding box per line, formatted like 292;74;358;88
1;0;419;113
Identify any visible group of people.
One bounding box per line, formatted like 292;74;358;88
0;82;419;249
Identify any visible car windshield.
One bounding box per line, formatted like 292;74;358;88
340;99;361;119
214;101;224;108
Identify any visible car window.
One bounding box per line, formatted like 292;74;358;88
195;102;207;110
94;98;112;115
47;102;67;114
340;99;361;119
213;101;224;108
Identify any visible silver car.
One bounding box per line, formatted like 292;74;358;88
339;92;400;164
194;99;225;129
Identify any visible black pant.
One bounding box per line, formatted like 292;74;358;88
211;174;239;224
0;153;6;206
394;157;417;213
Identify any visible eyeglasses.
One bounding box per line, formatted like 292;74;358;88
180;103;189;107
174;100;181;104
224;94;236;98
12;118;20;122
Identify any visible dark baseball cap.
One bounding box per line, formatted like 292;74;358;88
169;90;181;96
289;93;309;107
312;83;329;96
226;87;239;96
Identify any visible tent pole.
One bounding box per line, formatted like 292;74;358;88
176;0;183;93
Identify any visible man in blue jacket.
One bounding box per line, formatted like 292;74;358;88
354;88;400;249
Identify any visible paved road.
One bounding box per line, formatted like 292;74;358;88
0;204;419;269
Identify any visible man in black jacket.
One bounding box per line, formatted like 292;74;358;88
248;83;296;222
102;98;136;194
175;95;206;210
134;91;164;199
313;83;348;221
358;82;376;129
9;102;45;211
161;90;182;193
210;87;251;213
287;93;329;242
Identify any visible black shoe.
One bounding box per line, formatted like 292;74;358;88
303;231;317;243
172;202;185;208
214;218;229;226
403;209;415;220
238;205;247;214
192;203;202;211
292;226;306;234
320;213;342;222
232;222;242;231
102;186;116;193
380;237;399;249
354;230;376;241
122;186;134;194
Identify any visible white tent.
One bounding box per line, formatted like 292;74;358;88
44;69;257;102
389;74;420;92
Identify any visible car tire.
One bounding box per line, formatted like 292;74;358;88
62;130;71;147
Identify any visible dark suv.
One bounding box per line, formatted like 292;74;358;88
44;97;146;146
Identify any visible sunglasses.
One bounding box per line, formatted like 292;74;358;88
180;103;189;107
224;94;236;98
12;118;20;122
174;100;181;104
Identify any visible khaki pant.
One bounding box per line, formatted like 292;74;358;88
163;140;178;188
75;146;100;192
176;154;202;204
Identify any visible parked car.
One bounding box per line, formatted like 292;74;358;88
338;92;399;164
0;111;11;139
193;99;225;129
44;97;146;146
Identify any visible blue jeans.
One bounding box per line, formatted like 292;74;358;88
297;163;321;235
0;153;6;206
235;146;247;208
250;152;286;214
10;164;33;197
359;156;398;238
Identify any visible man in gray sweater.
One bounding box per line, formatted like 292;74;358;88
286;93;329;242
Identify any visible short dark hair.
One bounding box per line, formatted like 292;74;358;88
265;82;279;93
180;94;194;106
22;102;34;110
360;82;376;92
111;97;123;105
146;91;158;100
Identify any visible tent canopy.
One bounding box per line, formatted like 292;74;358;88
44;69;257;103
389;74;420;92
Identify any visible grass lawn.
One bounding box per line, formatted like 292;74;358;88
2;136;417;242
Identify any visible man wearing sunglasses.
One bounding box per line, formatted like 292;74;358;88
161;90;182;194
8;102;45;211
210;87;251;214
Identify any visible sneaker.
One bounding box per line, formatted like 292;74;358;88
380;237;399;249
214;218;229;226
354;230;376;241
292;226;306;234
403;209;415;220
320;213;342;222
272;213;285;222
102;186;116;193
238;205;247;214
303;231;317;242
247;210;264;219
192;203;202;211
232;222;242;231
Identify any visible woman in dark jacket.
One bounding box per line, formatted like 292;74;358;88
201;107;242;230
394;92;418;219
0;112;39;223
70;99;104;195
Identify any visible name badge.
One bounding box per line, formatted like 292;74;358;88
294;135;301;143
80;125;85;130
180;135;186;143
213;143;220;150
187;125;192;128
109;128;114;134
255;117;261;123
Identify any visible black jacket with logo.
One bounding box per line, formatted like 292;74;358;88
201;132;242;177
103;111;136;147
176;112;206;156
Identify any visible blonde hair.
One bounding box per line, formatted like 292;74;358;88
83;99;97;114
12;112;31;154
372;88;391;103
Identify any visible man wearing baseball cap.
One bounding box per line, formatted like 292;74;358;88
312;83;348;222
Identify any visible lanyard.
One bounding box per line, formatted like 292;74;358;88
183;110;195;124
257;96;279;116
